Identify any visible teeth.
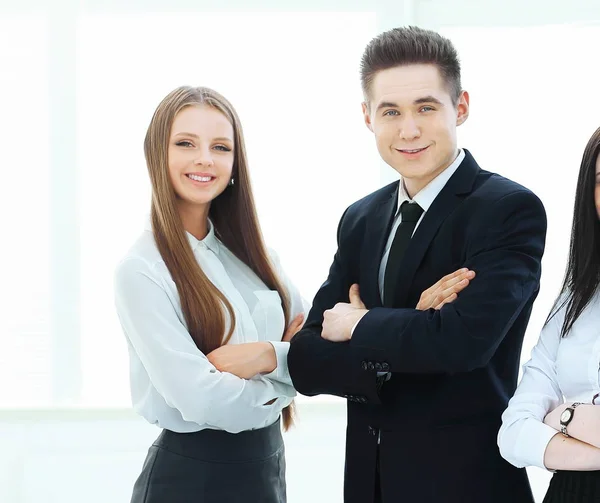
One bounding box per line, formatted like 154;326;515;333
188;174;212;182
403;148;424;153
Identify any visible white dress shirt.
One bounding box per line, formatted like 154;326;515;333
498;290;600;470
378;149;465;300
114;220;308;434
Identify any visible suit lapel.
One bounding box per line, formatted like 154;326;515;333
392;150;481;307
362;183;399;307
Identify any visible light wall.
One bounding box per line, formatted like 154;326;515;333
1;1;600;502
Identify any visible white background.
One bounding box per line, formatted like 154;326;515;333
1;0;600;501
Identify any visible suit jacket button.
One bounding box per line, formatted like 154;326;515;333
381;362;390;372
368;426;377;436
361;361;368;371
375;363;382;372
367;362;375;371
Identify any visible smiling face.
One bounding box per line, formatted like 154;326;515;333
167;105;234;220
362;64;469;197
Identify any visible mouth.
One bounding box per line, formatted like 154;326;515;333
396;146;430;156
186;174;216;184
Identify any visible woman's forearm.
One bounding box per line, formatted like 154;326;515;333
563;405;600;448
544;432;600;471
546;404;600;449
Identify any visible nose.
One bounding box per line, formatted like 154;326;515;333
193;148;214;167
399;115;421;141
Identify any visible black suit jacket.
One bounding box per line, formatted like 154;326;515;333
288;150;546;503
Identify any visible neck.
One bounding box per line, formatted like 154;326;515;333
178;201;210;241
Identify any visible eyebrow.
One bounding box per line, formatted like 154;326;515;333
414;96;444;106
173;132;233;142
376;96;444;111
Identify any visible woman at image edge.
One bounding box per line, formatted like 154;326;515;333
114;86;306;502
498;126;600;503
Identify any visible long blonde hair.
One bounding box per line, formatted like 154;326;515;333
144;86;294;429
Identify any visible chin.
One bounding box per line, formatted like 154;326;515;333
393;164;428;178
178;191;214;206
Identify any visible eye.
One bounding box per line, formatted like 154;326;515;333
420;106;435;113
214;145;232;152
175;140;193;147
383;110;399;117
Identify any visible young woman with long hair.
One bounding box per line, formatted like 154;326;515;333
114;86;305;502
499;126;600;502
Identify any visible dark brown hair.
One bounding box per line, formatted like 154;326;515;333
145;86;295;429
547;126;600;336
360;26;462;105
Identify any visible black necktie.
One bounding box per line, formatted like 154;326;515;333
383;201;424;307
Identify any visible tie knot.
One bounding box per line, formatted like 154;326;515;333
400;201;424;223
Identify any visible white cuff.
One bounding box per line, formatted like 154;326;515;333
263;341;291;383
516;418;561;470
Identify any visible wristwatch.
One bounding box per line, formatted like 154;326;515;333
560;402;583;437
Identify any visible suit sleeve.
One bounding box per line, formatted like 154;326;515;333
287;208;381;403
349;190;547;374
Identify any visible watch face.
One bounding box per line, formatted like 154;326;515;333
560;409;572;424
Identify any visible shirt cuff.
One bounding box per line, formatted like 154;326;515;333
516;418;561;470
263;341;290;382
350;318;362;337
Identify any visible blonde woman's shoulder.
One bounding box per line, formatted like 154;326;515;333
115;229;164;277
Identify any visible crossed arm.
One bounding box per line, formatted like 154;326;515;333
289;190;546;400
498;310;600;471
542;407;600;471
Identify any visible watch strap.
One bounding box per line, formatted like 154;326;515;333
560;402;583;437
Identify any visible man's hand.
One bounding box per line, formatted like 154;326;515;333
322;284;368;342
282;313;305;342
320;267;474;343
206;342;276;379
416;268;475;310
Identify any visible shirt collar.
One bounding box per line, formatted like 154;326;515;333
397;148;465;214
186;219;220;255
144;216;220;255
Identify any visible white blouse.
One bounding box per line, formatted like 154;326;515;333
114;220;308;434
498;291;600;469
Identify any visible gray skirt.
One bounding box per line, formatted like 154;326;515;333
131;419;286;503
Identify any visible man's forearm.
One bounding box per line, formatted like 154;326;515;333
288;326;381;404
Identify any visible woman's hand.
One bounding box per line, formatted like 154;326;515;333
282;313;305;342
416;268;475;311
206;342;276;379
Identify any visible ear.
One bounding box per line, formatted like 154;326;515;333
362;102;374;132
456;90;470;126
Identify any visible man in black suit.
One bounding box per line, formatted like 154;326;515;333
287;26;546;503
